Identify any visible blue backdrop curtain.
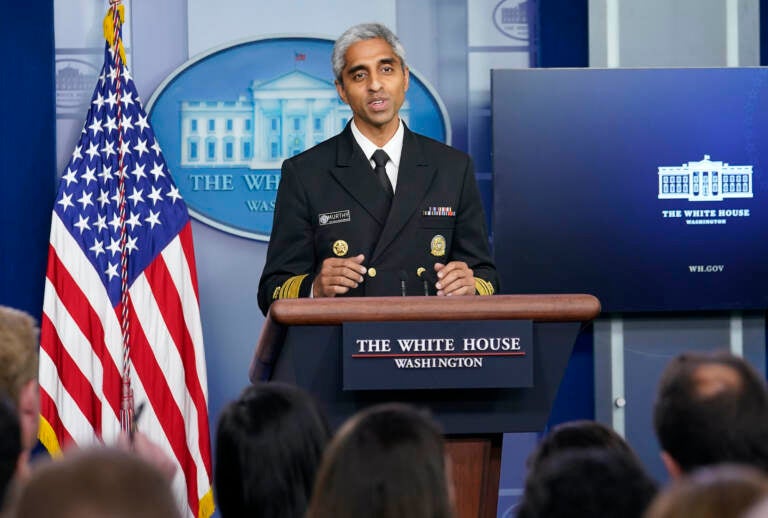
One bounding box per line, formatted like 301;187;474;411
0;2;57;317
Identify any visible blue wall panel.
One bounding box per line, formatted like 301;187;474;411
0;3;57;317
536;0;589;68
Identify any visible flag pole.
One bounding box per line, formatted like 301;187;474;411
105;0;134;434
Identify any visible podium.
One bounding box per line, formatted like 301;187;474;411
250;294;600;518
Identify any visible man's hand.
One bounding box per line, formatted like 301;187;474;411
434;261;476;296
313;254;367;297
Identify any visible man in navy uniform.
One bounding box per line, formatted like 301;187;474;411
258;23;498;315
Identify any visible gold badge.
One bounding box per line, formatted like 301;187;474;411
332;240;348;257
430;234;446;257
367;267;377;278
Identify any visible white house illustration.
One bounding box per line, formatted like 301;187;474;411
180;69;410;169
500;2;528;24
658;154;753;202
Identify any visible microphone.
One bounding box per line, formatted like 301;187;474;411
398;270;408;297
417;267;438;296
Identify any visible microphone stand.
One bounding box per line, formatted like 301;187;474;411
399;270;408;297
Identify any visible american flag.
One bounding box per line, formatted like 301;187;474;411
39;8;213;517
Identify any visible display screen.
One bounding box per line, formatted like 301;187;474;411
492;67;768;312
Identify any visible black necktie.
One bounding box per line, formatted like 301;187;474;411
372;149;394;198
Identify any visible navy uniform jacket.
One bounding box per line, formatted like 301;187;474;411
257;123;499;315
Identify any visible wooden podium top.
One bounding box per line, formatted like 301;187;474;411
269;294;601;325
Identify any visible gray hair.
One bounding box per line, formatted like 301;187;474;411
331;23;407;83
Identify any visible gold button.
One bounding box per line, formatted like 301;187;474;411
367;267;377;278
416;267;426;277
332;240;348;257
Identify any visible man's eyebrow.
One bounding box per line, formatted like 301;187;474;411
346;64;367;76
345;57;399;75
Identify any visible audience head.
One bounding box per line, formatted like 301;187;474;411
307;403;454;518
517;447;658;518
0;306;40;454
644;464;768;518
653;350;768;477
214;382;330;518
8;448;181;518
527;419;638;473
0;395;21;508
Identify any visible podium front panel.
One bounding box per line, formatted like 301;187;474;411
269;321;581;433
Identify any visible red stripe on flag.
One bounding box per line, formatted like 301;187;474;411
46;245;122;420
39;386;74;447
179;223;201;302
40;314;102;435
144;249;212;474
126;294;200;517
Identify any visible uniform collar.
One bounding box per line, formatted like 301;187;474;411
350;119;404;168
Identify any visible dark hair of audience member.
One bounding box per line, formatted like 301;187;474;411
307;403;454;518
8;448;181;518
0;395;21;509
653;350;768;474
214;382;331;518
516;447;658;518
644;464;768;518
526;419;639;473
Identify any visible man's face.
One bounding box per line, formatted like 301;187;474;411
335;37;409;139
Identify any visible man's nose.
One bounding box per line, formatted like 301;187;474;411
368;72;383;91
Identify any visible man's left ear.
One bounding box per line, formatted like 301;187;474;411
404;66;410;92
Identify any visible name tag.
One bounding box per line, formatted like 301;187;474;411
318;210;351;226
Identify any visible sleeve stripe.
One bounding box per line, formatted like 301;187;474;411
277;274;309;300
474;278;495;296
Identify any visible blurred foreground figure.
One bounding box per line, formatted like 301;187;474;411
0;397;21;508
653;350;768;478
644;464;768;518
215;383;330;518
8;448;181;518
0;306;39;475
307;403;455;518
525;419;640;474
517;447;657;518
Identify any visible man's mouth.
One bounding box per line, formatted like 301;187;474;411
369;98;388;110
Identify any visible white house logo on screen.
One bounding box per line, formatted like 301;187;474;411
493;0;530;42
146;37;450;241
55;58;101;116
658;155;754;202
